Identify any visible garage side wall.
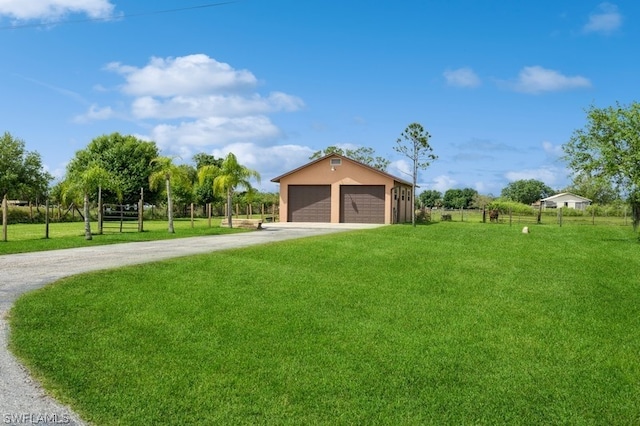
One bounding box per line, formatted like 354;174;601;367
278;157;401;224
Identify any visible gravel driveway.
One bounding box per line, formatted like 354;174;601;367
0;223;381;425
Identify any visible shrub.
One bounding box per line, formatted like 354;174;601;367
487;200;535;216
558;207;584;217
415;209;431;223
1;207;45;224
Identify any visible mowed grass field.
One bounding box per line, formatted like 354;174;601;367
9;223;640;425
0;218;245;255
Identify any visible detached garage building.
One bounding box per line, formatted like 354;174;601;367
271;154;413;224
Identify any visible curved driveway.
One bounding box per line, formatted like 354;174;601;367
0;223;381;425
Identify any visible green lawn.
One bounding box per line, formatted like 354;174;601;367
0;218;246;255
9;223;640;425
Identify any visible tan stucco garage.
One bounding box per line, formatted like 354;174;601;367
271;154;413;224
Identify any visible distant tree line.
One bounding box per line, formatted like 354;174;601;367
417;175;622;211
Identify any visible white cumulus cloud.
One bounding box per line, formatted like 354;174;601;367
131;92;304;120
431;175;458;192
73;104;114;123
388;159;411;180
542;141;563;157
211;143;314;188
80;53;306;181
584;2;622;35
0;0;115;21
149;116;282;153
505;167;561;186
107;54;258;97
507;66;591;94
443;67;481;88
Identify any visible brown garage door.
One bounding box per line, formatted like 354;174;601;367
288;185;331;222
340;185;385;223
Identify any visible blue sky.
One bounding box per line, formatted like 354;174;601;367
1;1;638;195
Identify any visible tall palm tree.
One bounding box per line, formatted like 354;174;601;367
207;153;260;228
149;156;189;233
63;163;116;240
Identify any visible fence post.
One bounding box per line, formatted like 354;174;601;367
45;197;50;239
509;208;512;226
558;207;563;227
138;187;144;232
537;202;542;224
138;198;144;232
2;194;7;242
207;203;212;228
98;186;103;235
191;203;194;228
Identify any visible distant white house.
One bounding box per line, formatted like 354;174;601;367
541;192;591;210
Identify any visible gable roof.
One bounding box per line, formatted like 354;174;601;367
270;153;412;186
541;192;592;202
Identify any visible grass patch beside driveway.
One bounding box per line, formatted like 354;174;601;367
9;223;640;425
0;218;245;255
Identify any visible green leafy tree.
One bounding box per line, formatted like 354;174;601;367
200;153;260;228
67;133;160;204
172;164;197;213
149;157;190;233
563;102;640;228
193;153;224;206
418;190;442;208
197;163;221;210
309;145;345;159
442;188;477;209
460;188;478;208
310;146;390;171
193;153;223;170
501;179;555;205
563;173;619;205
347;147;390;171
0;131;52;201
1;132;52;240
471;193;495;209
62;163;118;240
394;122;437;226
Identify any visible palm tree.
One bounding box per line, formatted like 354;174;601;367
202;153;260;228
149;156;189;233
63;163;116;240
197;163;221;212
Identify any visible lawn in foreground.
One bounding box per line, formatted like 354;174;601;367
9;223;640;424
